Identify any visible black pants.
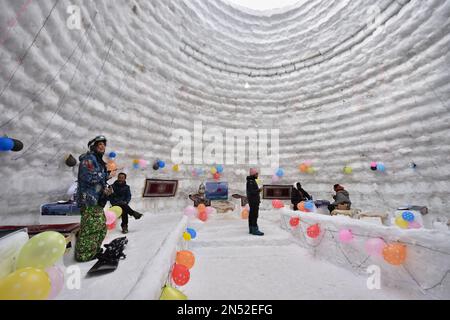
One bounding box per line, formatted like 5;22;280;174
293;202;299;211
248;202;260;228
328;204;336;213
114;203;137;227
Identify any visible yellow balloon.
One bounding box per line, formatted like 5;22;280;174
210;167;217;174
183;232;192;241
256;179;262;185
160;286;187;300
16;232;67;270
307;167;315;174
395;217;409;229
109;206;123;218
0;267;51;300
343;166;353;174
172;164;180;172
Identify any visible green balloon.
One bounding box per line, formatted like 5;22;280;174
16;231;66;270
343;166;353;174
160;286;188;300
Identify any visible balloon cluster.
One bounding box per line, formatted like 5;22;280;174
152;159;165;170
297;200;315;212
299;161;315;174
182;228;197;241
271;168;284;183
370;162;385;172
210;165;224;180
195;204;215;222
0;137;23;152
395;211;421;229
364;238;407;265
0;231;67;300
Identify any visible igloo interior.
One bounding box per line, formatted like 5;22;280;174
0;0;449;301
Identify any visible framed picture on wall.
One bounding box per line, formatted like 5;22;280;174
142;179;178;197
262;185;292;200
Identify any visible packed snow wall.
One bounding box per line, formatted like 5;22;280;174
0;0;449;224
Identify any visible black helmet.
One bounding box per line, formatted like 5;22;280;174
88;135;107;149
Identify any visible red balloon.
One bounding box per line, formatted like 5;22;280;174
213;173;220;180
290;216;300;227
172;263;190;286
107;221;116;230
272;200;284;209
307;224;320;238
198;211;208;222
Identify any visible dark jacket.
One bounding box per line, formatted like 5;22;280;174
291;187;312;204
76;151;108;208
109;181;131;206
246;176;260;205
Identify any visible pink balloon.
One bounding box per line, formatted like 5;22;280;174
339;229;353;243
271;175;280;183
408;221;422;229
365;238;386;257
46;266;64;300
304;160;313;166
105;211;116;225
184;206;197;217
370;162;377;167
206;206;215;215
139;159;148;169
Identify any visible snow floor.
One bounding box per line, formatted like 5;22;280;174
183;211;428;300
56;210;430;300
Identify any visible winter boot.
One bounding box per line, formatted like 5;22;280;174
132;211;143;220
122;226;128;234
250;226;264;236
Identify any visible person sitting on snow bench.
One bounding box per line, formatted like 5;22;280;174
109;172;143;234
328;184;351;213
189;182;211;207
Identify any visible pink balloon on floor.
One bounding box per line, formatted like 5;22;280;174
339;229;353;243
105;211;116;225
408;221;422;229
46;266;64;300
365;238;385;257
184;206;197;217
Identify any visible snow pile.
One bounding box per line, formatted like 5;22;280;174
279;208;450;299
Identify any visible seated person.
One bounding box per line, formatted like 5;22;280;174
189;183;211;207
328;184;351;213
109;172;142;234
291;182;312;211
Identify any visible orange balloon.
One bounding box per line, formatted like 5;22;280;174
299;164;308;173
241;209;249;219
176;250;195;269
197;204;206;213
297;202;306;211
383;243;407;265
107;161;117;171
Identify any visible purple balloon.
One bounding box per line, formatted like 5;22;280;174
46;266;64;299
184;206;197;217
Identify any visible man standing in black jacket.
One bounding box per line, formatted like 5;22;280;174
109;173;143;234
246;168;264;236
291;182;312;211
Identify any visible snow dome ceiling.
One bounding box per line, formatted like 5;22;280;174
0;0;449;222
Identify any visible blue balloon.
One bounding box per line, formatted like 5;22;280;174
216;165;224;173
276;168;284;177
108;152;117;158
376;163;385;172
305;201;315;210
0;137;14;151
158;160;165;168
402;211;414;222
186;228;197;239
133;163;139;169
